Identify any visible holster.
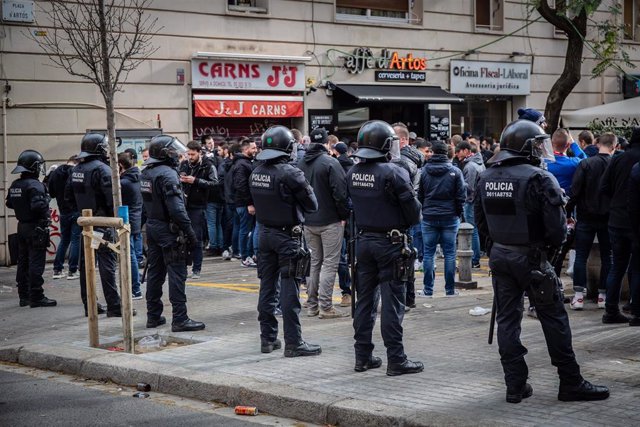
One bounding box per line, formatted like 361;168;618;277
169;222;193;266
289;244;310;279
31;227;50;250
390;230;416;282
527;248;559;306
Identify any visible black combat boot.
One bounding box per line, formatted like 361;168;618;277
354;356;382;372
146;316;166;328
30;297;57;308
284;341;322;357
171;318;205;332
386;359;424;376
558;380;609;401
506;383;533;403
107;308;137;317
261;338;282;354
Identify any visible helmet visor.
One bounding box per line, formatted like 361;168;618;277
387;135;401;160
530;134;554;162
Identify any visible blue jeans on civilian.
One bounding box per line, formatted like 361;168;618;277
606;226;640;314
338;239;351;295
422;217;460;295
252;221;261;257
410;223;423;261
573;220;610;294
236;206;252;259
130;234;141;295
53;212;81;273
206;202;224;250
132;232;143;266
463;202;481;265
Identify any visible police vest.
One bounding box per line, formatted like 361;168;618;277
348;162;408;232
478;163;544;246
250;163;300;227
140;164;179;222
71;159;111;216
8;177;48;223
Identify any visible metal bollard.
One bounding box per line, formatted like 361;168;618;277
455;223;478;289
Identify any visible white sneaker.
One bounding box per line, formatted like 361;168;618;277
52;271;64;279
67;271;80;280
445;290;460;297
570;294;584;310
416;290;433;298
190;271;201;279
413;259;423;272
597;293;606;309
222;250;231;261
242;257;256;267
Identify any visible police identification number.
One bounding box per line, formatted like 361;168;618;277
351;172;377;189
483;180;517;198
251;173;273;190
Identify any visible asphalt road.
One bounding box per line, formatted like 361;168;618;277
0;365;312;427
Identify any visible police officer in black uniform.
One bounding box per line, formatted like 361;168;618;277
348;120;423;376
6;150;57;308
141;135;205;332
68;134;124;317
250;125;321;357
475;119;609;403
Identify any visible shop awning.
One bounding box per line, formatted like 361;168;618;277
336;84;463;103
561;97;640;128
193;94;304;118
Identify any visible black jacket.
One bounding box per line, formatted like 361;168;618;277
629;162;640;240
219;158;234;205
178;157;218;209
298;144;349;226
601;144;640;229
567;153;611;222
337;153;354;175
120;167;143;234
418;154;466;220
47;164;77;215
229;154;254;207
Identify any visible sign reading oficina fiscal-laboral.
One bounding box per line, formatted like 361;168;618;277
450;60;531;96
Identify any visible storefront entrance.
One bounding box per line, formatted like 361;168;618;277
451;98;508;140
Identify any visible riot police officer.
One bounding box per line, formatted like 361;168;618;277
348;120;423;376
68;134;125;317
141;135;205;332
250;126;321;357
6;150;56;308
475;119;609;403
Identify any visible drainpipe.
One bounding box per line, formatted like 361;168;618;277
2;86;9;266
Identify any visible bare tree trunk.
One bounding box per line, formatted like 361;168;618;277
98;0;122;214
544;34;584;132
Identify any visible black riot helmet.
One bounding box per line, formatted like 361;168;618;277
257;125;296;161
489;119;553;165
77;133;109;160
354;120;398;160
145;134;187;166
11;149;46;175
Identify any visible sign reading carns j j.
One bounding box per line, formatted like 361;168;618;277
450;60;531;96
193;94;303;118
192;59;306;91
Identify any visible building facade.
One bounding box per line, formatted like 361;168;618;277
0;0;638;264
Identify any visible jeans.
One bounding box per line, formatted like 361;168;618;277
338;239;351;295
463;202;481;264
572;220;610;294
410;223;423;261
236;206;252;259
187;208;206;272
206;202;224;250
53;212;81;273
130;234;141;295
606;226;640;314
223;203;235;252
305;222;344;311
422;217;460;295
253;221;261;257
132;232;144;266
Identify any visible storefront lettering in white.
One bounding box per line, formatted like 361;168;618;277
450;60;531;96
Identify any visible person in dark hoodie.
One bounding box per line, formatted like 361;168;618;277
460;141;486;268
118;152;143;299
48;155;81;280
299;127;350;318
229;138;257;267
332;142;353;174
219;143;240;260
418;140;466;297
600;126;640;325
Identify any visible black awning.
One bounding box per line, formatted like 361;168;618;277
335;84;463;103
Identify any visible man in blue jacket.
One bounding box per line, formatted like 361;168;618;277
418;141;466;297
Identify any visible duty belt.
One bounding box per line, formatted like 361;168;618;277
359;228;409;237
493;242;541;255
263;224;303;237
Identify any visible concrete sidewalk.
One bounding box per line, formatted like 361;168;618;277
0;256;638;426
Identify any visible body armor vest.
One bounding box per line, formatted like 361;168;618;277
141;164;180;222
250;163;300;227
71;159;111;217
8;177;48;223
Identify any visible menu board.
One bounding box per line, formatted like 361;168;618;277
429;109;450;140
308;109;336;132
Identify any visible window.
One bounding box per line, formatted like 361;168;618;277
336;0;415;24
475;0;503;32
227;0;268;14
624;0;640;42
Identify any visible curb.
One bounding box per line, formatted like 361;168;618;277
0;343;513;427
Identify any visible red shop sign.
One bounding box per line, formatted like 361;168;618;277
194;95;304;118
191;59;306;91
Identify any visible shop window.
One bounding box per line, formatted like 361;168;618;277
624;0;640;42
336;0;421;25
227;0;268;14
474;0;503;32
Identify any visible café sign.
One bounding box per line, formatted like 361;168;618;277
343;47;427;75
192;59;305;91
450;60;531;96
